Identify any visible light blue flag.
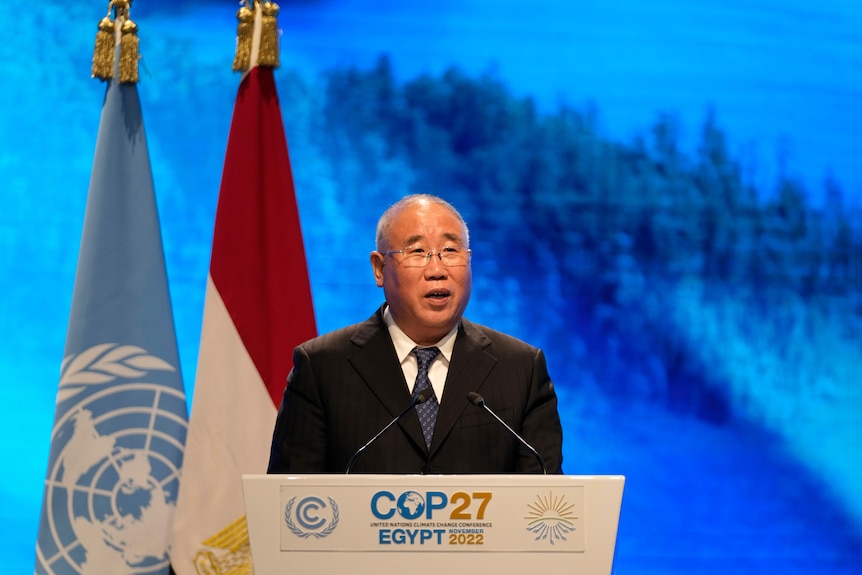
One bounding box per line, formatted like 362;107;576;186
34;76;188;575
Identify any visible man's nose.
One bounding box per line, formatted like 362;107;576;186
424;252;448;276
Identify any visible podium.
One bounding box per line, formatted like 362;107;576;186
243;474;625;574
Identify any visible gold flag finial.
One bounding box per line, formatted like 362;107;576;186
91;12;115;80
91;0;140;84
233;3;255;72
258;1;281;68
119;16;139;83
233;0;281;72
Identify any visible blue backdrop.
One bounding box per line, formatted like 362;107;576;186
2;1;861;573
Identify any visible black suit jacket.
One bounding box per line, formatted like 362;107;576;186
268;306;563;474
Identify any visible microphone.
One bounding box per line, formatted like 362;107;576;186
345;390;430;474
467;392;548;475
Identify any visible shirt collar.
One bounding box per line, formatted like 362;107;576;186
383;305;458;364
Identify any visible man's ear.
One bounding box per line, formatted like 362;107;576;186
370;252;385;287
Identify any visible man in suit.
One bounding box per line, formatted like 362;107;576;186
268;194;563;474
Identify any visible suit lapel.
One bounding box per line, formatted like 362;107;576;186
430;319;496;454
349;307;427;452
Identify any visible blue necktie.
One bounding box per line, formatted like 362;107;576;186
411;347;441;448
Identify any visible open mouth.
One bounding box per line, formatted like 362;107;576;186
425;289;450;300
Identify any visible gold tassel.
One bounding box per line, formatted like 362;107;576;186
258;1;280;68
91;15;115;80
233;4;254;72
119;17;139;84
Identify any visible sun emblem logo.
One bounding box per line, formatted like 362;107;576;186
524;491;577;545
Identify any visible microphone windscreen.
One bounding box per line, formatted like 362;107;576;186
467;391;484;407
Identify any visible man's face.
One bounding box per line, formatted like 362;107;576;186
371;201;472;346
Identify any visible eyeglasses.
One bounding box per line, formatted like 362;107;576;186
381;246;472;268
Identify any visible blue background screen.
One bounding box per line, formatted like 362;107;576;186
2;1;861;572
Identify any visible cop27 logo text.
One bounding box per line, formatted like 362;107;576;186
371;491;493;520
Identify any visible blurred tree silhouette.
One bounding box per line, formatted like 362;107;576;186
308;57;862;424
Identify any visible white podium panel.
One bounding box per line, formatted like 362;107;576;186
243;474;624;575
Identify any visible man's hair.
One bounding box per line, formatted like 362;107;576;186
375;194;471;251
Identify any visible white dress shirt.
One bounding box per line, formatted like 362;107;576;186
383;306;458;403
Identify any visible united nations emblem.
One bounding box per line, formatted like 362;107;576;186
35;344;187;575
284;496;340;539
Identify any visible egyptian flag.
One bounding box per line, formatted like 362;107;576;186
169;2;316;572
